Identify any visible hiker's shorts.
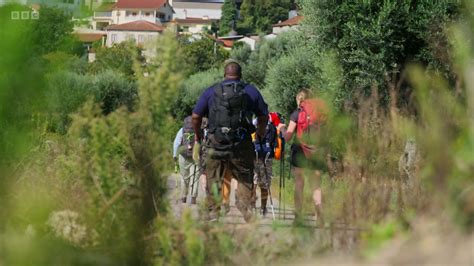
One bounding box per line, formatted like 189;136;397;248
290;144;327;171
254;158;272;189
205;144;255;221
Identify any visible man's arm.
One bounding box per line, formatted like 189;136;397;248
192;113;203;141
256;115;268;138
173;128;183;158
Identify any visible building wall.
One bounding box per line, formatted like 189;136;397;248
272;25;298;35
173;7;221;20
236;37;256;50
179;23;211;34
106;30;160;47
110;6;173;25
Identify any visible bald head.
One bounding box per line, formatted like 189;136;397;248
224;62;242;80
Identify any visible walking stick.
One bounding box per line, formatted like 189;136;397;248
279;155;283;219
279;132;284;219
189;162;197;203
281;133;287;220
262;152;275;220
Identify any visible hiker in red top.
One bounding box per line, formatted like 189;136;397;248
278;89;328;225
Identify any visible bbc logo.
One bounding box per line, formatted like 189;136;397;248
11;11;39;20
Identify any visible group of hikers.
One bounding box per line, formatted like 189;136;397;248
173;60;327;224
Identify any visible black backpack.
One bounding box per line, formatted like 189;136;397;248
178;116;195;159
254;122;277;159
207;81;254;158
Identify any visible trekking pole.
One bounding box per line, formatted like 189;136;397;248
279;133;284;219
281;135;287;220
189;162;197;204
279;157;283;219
263;152;275;220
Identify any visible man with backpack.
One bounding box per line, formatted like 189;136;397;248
172;116;202;204
278;89;328;225
251;112;282;217
191;60;269;222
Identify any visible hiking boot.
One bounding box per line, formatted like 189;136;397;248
223;203;231;215
207;212;219;222
191;197;197;204
243;210;254;223
181;197;187;203
261;207;267;217
315;206;325;227
293;213;305;227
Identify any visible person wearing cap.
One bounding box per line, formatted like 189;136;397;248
191;59;269;222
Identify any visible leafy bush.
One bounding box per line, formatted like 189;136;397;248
89;41;145;77
265;47;318;116
238;0;294;34
179;35;230;74
47;70;137;133
243;30;306;88
172;68;222;120
93;70;137;115
229;42;252;65
299;0;460;106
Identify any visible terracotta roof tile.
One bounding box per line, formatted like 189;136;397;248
273;15;303;27
106;20;164;32
175;17;217;24
116;0;167;9
76;33;105;42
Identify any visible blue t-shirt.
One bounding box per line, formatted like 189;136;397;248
193;79;269;118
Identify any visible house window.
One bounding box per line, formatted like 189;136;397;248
147;35;153;41
126;34;135;41
126;11;138;17
145;12;151;16
167;15;171;21
158;13;165;19
138;35;144;44
111;34;117;43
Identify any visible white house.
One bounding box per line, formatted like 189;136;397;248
92;0;174;30
236;36;258;50
105;20;164;47
175;16;217;34
171;0;222;20
271;15;302;35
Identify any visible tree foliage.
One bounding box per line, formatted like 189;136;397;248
179;35;229;74
299;0;460;106
46;69;137;133
89;41;145;77
30;6;79;55
219;0;238;36
172;68;222;120
242;30;305;88
238;0;294;34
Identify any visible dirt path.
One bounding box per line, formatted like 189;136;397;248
167;173;319;226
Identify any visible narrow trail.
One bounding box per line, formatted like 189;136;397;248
167;173;304;225
166;173;363;252
167;173;364;232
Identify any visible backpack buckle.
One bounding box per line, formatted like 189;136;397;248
220;127;231;134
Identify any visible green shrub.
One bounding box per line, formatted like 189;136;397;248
89;41;145;77
179;35;230;74
47;70;137;133
299;0;460;106
229;42;252;65
265;47;318;116
92;70;137;115
173;68;222;120
243;30;305;88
